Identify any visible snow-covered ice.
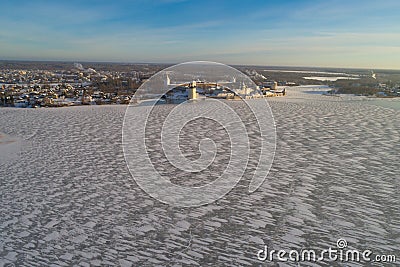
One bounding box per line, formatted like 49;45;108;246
0;87;399;266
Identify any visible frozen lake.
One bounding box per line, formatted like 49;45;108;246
303;76;360;81
1;87;399;266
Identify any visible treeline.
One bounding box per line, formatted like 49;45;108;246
335;78;379;95
336;86;379;95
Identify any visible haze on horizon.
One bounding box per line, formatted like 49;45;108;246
1;0;400;70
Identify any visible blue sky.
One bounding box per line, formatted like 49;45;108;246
1;0;400;69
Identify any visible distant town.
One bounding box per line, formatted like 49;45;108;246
1;61;400;108
0;61;152;108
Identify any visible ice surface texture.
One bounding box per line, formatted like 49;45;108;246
0;86;399;266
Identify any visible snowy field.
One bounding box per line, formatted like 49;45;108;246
1;86;399;266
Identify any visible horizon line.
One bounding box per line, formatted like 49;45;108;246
1;58;399;72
